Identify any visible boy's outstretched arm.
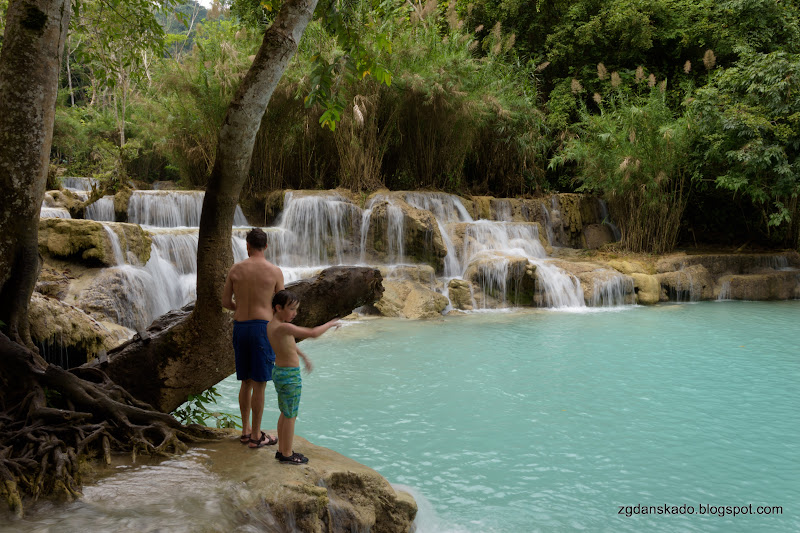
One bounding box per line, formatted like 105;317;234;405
283;319;340;341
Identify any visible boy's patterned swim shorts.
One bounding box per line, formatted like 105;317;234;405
272;366;302;418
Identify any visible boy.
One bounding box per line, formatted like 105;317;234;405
267;290;339;464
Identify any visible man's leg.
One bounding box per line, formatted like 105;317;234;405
249;381;267;446
239;379;252;437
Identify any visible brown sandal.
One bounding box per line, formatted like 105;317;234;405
249;431;278;448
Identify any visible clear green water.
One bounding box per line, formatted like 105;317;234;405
215;301;800;532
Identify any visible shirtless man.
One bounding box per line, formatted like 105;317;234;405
222;228;284;448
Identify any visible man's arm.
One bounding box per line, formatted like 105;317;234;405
275;266;285;292
222;272;236;310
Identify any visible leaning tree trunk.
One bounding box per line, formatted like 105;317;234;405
91;267;384;412
193;0;319;327
0;0;71;350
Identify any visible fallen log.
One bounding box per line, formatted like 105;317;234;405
87;266;383;413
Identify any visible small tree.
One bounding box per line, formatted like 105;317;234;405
690;51;800;247
552;79;692;253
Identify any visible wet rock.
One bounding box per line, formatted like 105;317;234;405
29;293;125;366
464;253;536;307
719;272;800;300
365;199;447;272
374;280;448;319
196;433;416;533
608;259;651;275
581;224;615;249
447;278;475;310
35;266;72;300
656;264;714;301
630;273;661;305
656;252;800;278
113;186;133;222
379;264;438;286
549;259;634;304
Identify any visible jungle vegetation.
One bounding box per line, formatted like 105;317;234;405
8;0;800;251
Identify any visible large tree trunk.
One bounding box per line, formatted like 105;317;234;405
194;0;319;326
91;267;384;413
0;0;71;350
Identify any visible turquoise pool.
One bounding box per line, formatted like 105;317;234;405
216;301;800;532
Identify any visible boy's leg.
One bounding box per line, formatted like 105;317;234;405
277;413;285;453
248;381;267;447
238;379;252;437
278;415;296;458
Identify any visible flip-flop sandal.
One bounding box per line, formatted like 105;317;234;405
239;433;251;444
249;431;278;448
278;452;308;465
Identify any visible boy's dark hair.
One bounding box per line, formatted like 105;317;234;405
246;228;268;250
273;289;300;310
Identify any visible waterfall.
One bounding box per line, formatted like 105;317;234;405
404;192;471;277
535;262;585;308
460;221;547;270
718;279;732;301
361;195;406;265
590;274;634;307
61;177;98;191
672;264;698;302
494;200;513;222
101;224;126;266
86;196;116;222
40;207;71;219
128;191;248;227
268;192;360;267
472;254;519;307
766;255;791;271
403;192;473;223
543;195;567;247
597;199;622;242
358;207;373;264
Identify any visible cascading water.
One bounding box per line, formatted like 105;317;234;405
86;196;116;222
404;192;471;278
40;206;71;218
597;198;622;242
60;177;97;191
267;192;361;267
718;279;732;300
359;194;405;264
590;274;635;307
128;191;248;227
493;199;513;222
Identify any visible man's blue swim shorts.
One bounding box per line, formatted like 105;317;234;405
272;366;302;418
232;320;275;382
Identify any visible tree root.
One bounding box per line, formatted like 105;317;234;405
0;332;223;517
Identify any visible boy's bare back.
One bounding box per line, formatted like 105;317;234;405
223;256;283;321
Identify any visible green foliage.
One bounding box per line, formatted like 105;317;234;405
690;50;800;245
150;20;261;185
552;81;692;252
172;387;240;428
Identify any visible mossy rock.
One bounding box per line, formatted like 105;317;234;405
113;187;133;222
39;218;151;267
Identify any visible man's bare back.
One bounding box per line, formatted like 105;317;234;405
222;255;284;321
